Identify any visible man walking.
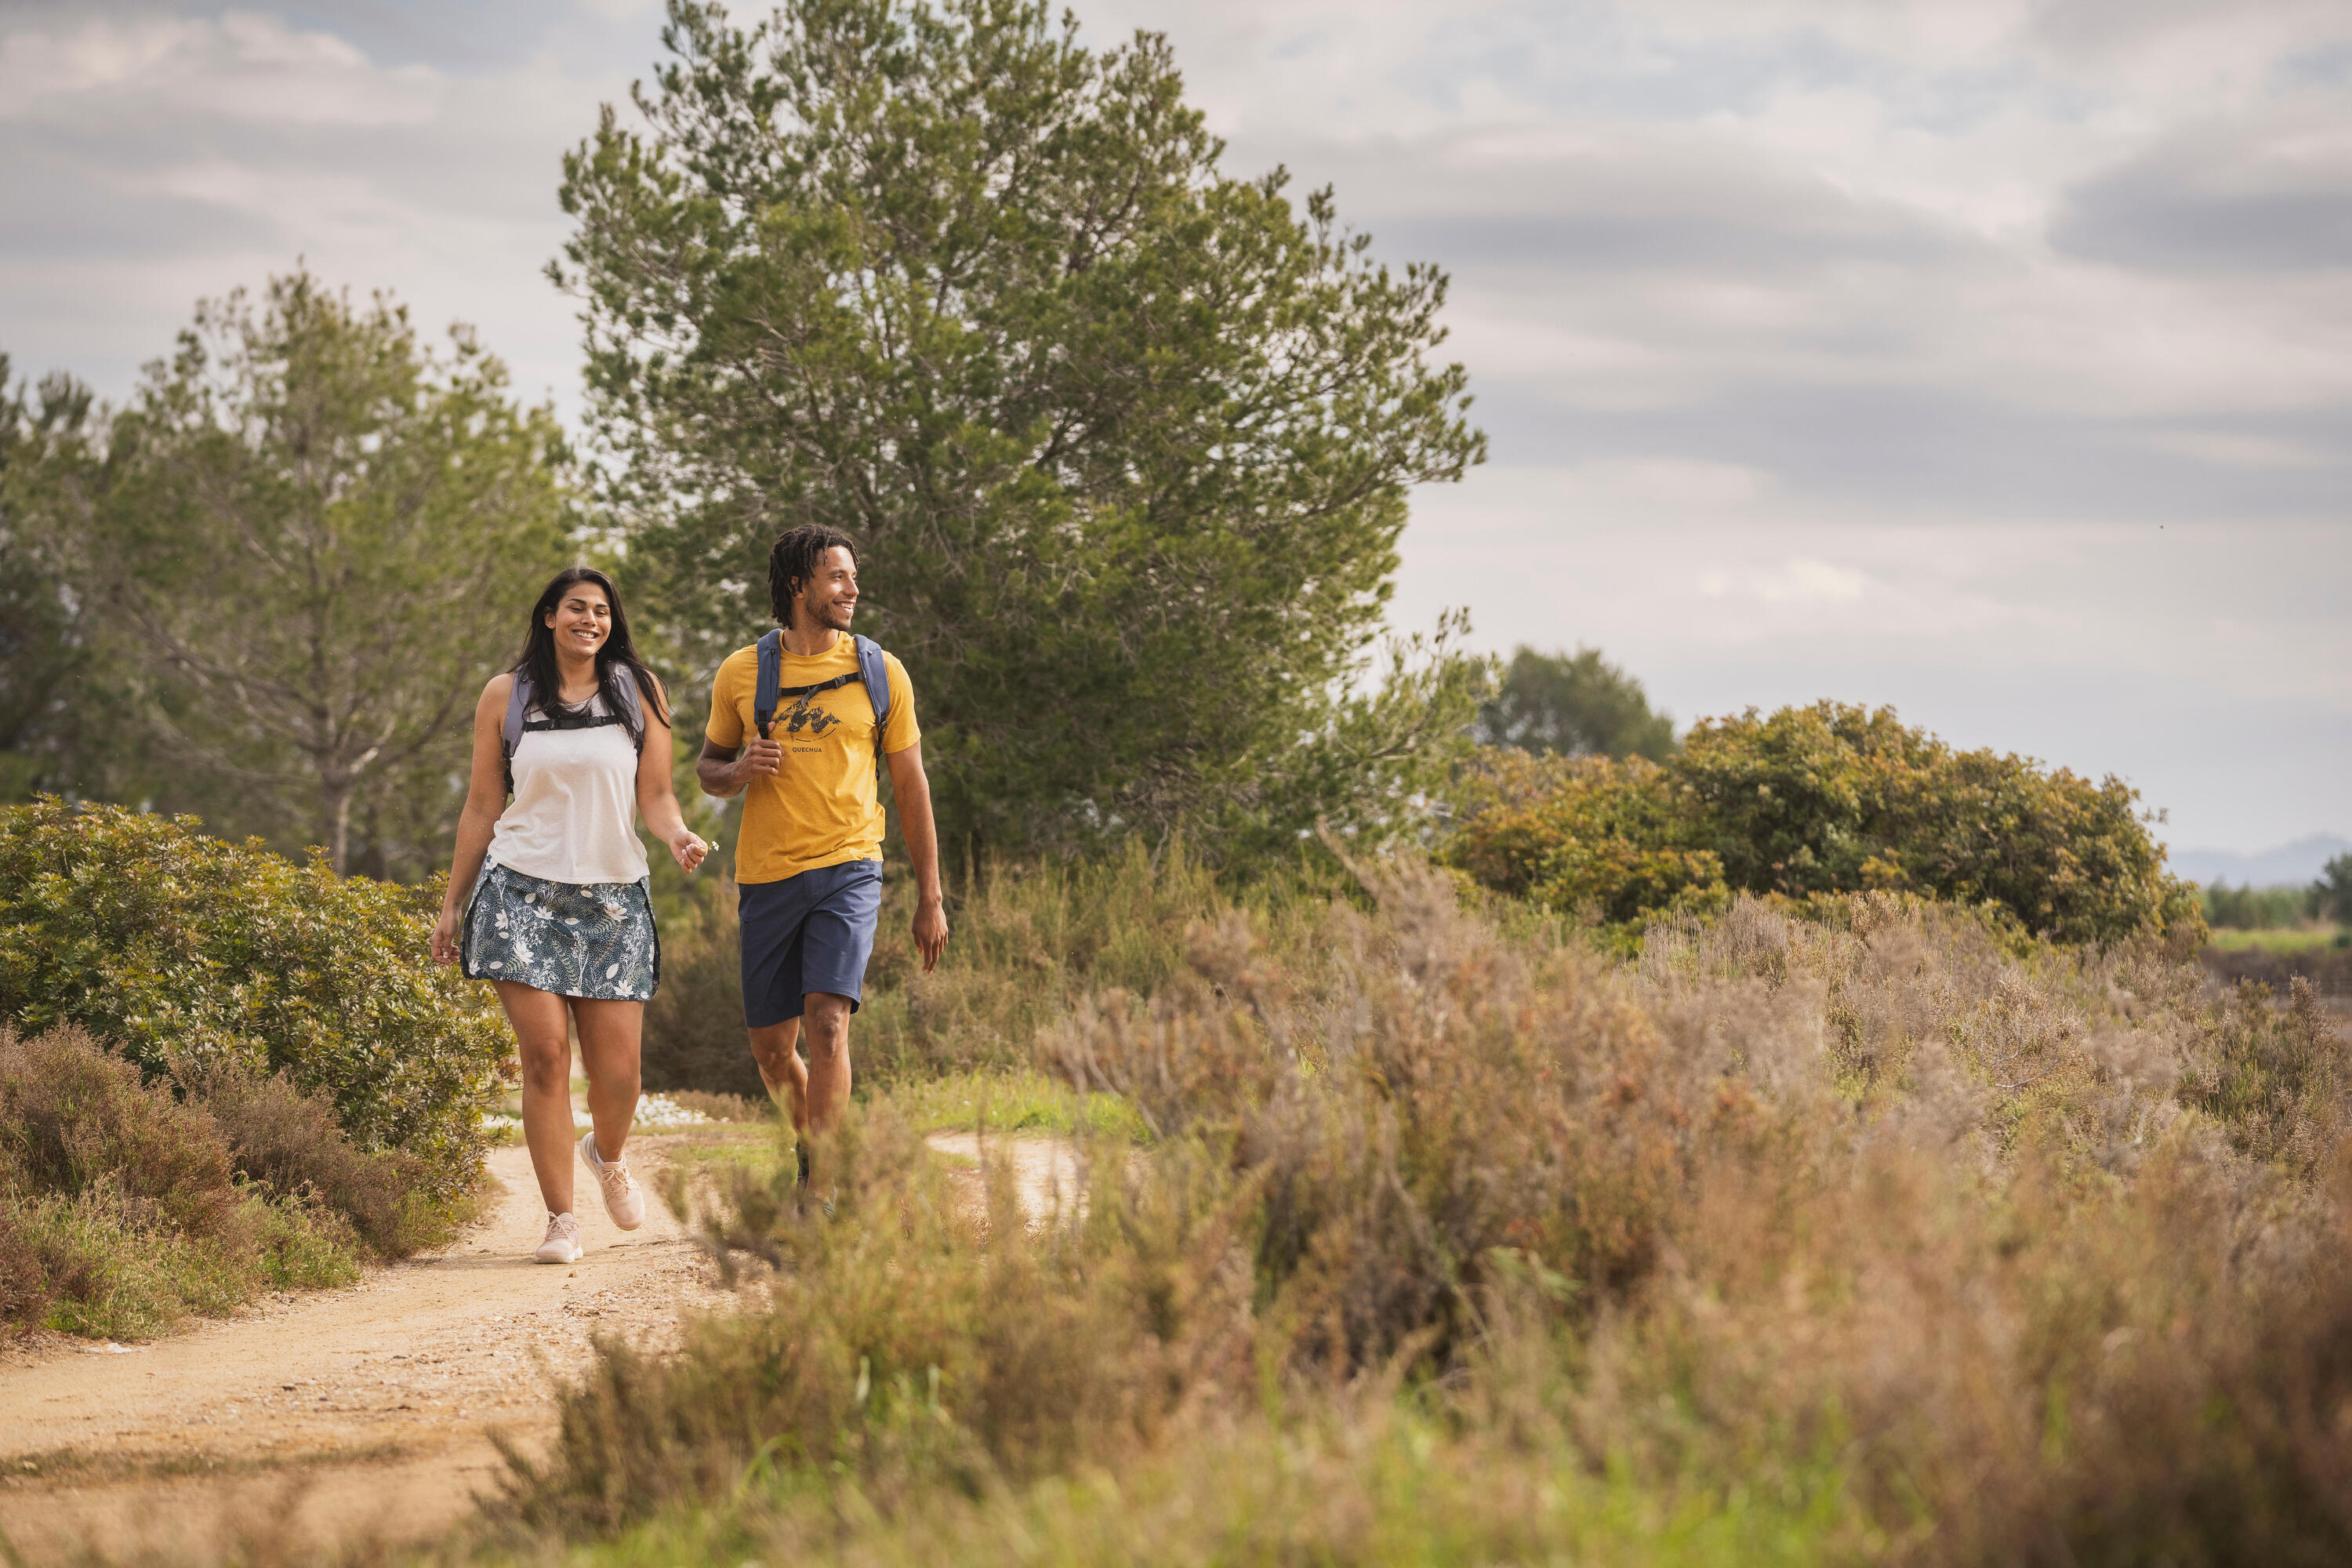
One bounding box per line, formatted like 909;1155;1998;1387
699;525;948;1176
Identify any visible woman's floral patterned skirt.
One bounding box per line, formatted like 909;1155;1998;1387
460;862;660;1001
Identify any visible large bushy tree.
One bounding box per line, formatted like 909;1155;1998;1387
14;273;571;875
2314;854;2352;929
556;0;1486;853
0;362;103;803
1476;644;1676;762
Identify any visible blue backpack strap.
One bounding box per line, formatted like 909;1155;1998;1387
855;636;890;756
754;629;782;739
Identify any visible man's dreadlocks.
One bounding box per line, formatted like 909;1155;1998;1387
767;524;860;630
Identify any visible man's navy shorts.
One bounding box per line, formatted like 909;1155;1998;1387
739;859;884;1029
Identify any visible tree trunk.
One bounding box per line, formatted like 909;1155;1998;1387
321;775;354;875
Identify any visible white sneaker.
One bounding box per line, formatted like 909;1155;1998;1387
579;1131;646;1230
535;1211;582;1265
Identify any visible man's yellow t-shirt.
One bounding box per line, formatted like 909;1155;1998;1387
706;638;920;885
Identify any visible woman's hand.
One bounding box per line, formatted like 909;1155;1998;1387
430;906;462;965
669;827;710;873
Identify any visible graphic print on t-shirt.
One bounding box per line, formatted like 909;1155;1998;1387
780;692;841;739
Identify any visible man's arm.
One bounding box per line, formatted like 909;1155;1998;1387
698;735;781;798
886;740;949;972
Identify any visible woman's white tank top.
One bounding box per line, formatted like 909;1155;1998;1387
486;691;650;886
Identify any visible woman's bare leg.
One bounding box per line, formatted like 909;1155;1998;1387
495;981;576;1214
572;998;644;1162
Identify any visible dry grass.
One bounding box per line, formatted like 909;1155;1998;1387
180;1056;454;1258
641;841;1352;1094
0;1025;441;1340
485;856;2352;1566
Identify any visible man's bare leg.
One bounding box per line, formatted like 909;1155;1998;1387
747;1018;808;1131
746;993;855;1183
800;992;854;1135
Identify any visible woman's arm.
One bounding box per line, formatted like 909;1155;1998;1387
430;675;516;964
635;673;709;873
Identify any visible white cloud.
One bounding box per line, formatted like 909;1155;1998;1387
2151;430;2338;469
0;12;440;125
1701;558;1869;604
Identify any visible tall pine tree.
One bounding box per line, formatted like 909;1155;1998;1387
557;0;1486;855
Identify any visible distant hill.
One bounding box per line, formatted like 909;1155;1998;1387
2169;833;2350;888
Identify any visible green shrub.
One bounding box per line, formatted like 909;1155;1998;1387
1437;750;1726;927
0;799;510;1206
1442;702;2202;945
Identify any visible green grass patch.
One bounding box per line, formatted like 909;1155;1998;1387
655;1122;798;1191
2205;926;2347;953
870;1066;1149;1143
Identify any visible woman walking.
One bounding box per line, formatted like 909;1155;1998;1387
431;567;708;1264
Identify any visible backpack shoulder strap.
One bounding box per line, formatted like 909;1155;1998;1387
611;665;644;747
855;636;890;755
503;673;532;759
754;630;782;739
501;673;531;793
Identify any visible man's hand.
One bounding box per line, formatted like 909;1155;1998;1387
913;894;949;973
736;736;783;780
698;735;782;799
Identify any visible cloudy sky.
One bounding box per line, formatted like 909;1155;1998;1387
3;0;2347;862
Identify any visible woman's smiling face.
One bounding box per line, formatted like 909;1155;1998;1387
546;581;612;659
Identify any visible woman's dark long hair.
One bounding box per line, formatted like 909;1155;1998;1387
514;566;669;747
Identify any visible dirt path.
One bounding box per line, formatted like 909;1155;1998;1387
0;1123;1084;1565
0;1136;732;1564
924;1131;1087;1221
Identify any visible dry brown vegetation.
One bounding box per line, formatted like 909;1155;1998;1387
0;1024;456;1340
491;855;2352;1566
